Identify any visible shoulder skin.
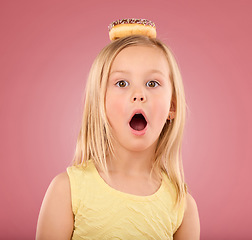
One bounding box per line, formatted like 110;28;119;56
173;193;200;240
36;172;74;240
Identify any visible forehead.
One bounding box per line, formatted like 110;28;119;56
110;45;170;76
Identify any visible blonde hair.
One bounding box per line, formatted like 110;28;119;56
73;35;187;203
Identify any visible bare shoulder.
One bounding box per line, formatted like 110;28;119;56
36;172;74;240
173;193;200;240
42;172;72;207
50;171;71;190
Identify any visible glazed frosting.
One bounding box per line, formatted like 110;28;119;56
108;18;156;31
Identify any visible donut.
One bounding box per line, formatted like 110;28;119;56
108;18;156;41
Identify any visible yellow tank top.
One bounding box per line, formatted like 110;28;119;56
67;161;185;240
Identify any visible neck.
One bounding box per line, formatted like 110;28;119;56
106;142;157;176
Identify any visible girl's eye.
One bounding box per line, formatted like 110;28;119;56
116;80;129;88
146;80;159;88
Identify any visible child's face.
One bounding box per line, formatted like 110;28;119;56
106;45;173;153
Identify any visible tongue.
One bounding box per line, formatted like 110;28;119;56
130;115;147;131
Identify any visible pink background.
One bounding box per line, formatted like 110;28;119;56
1;0;251;239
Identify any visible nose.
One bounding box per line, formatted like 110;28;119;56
131;90;146;103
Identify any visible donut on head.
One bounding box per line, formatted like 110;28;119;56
108;18;157;41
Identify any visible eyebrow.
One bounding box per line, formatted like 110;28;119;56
109;70;128;76
109;69;167;77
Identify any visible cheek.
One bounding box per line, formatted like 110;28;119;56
105;93;125;124
151;96;171;120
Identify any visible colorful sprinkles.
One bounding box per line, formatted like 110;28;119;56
108;18;156;31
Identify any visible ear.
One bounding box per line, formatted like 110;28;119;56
168;97;176;120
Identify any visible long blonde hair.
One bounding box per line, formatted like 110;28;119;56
73;35;187;203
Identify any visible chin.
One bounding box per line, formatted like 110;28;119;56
125;140;157;153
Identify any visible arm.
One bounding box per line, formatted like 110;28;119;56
36;172;74;240
173;193;200;240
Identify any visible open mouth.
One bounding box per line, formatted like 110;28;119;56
129;113;147;131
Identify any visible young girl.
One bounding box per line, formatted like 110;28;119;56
36;20;200;239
